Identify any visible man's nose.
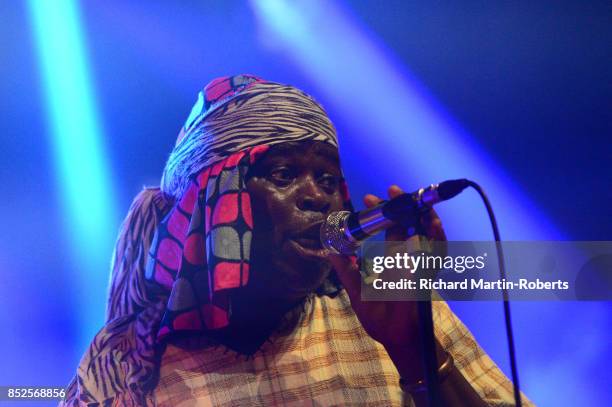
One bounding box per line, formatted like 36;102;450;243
296;175;330;213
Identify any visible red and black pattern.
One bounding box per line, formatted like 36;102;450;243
146;144;271;338
176;74;266;146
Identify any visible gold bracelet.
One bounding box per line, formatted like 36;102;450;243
399;352;455;393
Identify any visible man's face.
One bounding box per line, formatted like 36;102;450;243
246;141;346;301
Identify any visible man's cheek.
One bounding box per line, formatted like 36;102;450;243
332;194;345;210
275;228;290;248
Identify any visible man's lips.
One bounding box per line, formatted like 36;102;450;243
289;221;328;259
288;239;329;260
293;236;321;249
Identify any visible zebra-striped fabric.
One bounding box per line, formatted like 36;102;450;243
105;187;173;322
61;302;165;406
161;78;339;200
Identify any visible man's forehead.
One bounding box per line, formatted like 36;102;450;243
263;141;340;164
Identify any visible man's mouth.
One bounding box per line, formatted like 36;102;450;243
293;237;322;250
288;239;329;260
290;222;328;259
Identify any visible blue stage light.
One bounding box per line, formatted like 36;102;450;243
28;0;118;350
251;0;562;241
250;2;608;406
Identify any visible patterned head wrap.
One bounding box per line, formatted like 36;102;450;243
147;74;347;340
64;75;350;406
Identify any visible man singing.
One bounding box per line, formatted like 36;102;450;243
62;74;532;406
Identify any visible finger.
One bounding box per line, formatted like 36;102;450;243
421;208;447;242
384;186;408;241
388;184;404;199
363;193;383;208
420;209;447;259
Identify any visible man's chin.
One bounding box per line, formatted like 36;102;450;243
287;239;330;262
285;266;331;296
266;260;329;298
249;253;332;299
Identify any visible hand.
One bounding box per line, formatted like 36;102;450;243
328;185;447;379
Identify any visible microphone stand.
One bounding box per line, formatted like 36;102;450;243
408;232;443;407
418;300;441;407
409;181;522;407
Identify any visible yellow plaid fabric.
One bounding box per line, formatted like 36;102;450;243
154;290;533;406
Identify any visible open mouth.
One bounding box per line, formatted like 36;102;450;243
289;239;329;260
293;237;322;250
290;222;328;259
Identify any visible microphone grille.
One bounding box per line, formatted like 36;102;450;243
320;211;360;255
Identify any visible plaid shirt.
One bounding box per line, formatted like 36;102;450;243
154;289;533;406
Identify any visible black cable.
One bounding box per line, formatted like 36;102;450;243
466;180;522;407
418;300;442;407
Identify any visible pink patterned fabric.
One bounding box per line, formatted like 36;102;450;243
146;145;271;338
175;74;266;145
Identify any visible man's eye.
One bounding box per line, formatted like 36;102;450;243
318;174;341;190
269;167;295;185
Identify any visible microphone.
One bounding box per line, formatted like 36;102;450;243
320;179;470;254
